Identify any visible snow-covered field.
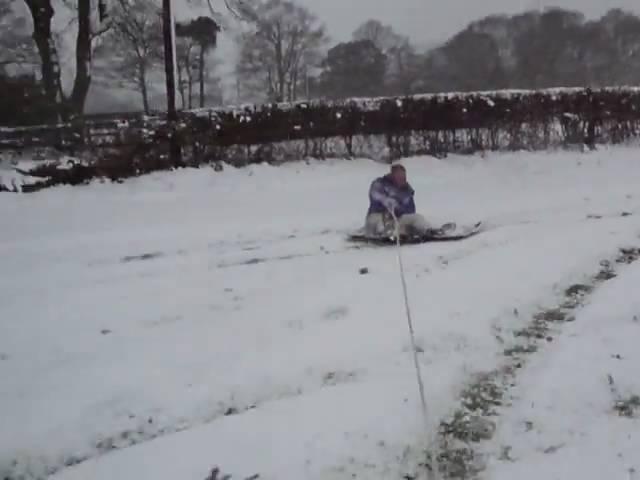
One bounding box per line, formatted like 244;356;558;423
1;147;640;480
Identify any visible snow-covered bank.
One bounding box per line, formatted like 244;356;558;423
0;150;76;192
2;147;640;479
482;260;640;480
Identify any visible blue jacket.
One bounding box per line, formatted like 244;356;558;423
368;174;416;217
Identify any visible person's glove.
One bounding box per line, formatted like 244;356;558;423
383;197;398;214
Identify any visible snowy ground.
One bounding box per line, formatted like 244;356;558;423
0;150;75;190
1;147;640;480
483;261;640;480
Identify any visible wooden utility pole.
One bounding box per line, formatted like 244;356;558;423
162;0;183;165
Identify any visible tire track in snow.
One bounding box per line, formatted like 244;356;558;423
409;246;640;480
2;366;365;480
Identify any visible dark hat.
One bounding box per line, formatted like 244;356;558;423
390;163;406;172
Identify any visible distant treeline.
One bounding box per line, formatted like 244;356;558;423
239;7;640;104
3;4;640;125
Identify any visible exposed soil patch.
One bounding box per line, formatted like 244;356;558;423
608;374;640;418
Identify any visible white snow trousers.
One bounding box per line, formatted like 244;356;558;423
364;212;432;237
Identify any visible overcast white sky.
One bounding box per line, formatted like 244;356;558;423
293;0;640;46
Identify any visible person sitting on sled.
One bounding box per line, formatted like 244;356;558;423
365;164;431;237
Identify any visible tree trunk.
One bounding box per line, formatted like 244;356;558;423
275;24;285;102
266;68;274;101
304;67;309;100
24;0;62;120
198;45;205;108
162;0;182;166
162;0;178;121
291;68;298;102
185;46;193;109
69;0;92;117
177;60;186;108
138;64;150;114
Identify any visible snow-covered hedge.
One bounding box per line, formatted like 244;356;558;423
3;86;640;153
2;86;640;192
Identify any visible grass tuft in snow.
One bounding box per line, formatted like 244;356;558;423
614;395;640;418
561;284;594;308
514;316;551;341
120;252;164;263
435;447;482;479
504;344;538;357
533;308;569;324
608;374;640;419
204;467;260;480
434;372;507;478
616;247;640;265
564;283;593;297
595;260;617;281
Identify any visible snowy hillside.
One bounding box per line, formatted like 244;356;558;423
2;147;640;480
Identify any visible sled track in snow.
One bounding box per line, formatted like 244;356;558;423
84;228;340;269
212;222;539;274
101;212;635;274
215;211;635;270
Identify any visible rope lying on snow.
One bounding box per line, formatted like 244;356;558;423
391;212;440;480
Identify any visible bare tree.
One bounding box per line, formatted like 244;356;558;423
175;36;223;109
0;1;38;72
22;0;111;119
203;64;224;105
352;19;405;53
176;36;197;108
352;19;420;95
319;39;387;99
160;0;233;167
23;0;62;110
386;40;422;95
188;0;258;22
100;0;163;114
236;0;327;103
176;16;220;108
